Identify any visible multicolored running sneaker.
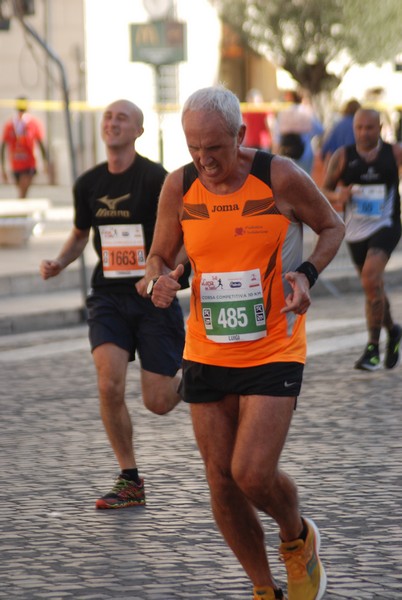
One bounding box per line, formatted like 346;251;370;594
95;475;146;509
279;517;326;600
253;586;286;599
385;324;402;369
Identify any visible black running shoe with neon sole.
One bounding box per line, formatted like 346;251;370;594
385;324;402;369
354;344;380;371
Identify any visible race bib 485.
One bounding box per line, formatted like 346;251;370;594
200;269;266;343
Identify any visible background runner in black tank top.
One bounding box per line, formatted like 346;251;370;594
322;108;402;372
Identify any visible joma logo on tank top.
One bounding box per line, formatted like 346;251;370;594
211;204;239;212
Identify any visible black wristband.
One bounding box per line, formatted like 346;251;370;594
295;261;318;288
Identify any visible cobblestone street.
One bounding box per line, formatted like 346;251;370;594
1;291;402;599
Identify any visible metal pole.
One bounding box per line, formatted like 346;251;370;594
155;65;164;164
13;2;88;314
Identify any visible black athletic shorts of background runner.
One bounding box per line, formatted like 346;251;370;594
180;359;304;405
348;222;401;268
86;289;185;375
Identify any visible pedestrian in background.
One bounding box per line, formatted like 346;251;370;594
145;85;344;600
1;96;49;198
321;99;361;165
274;90;324;175
323;108;402;371
40;99;188;509
242;88;272;152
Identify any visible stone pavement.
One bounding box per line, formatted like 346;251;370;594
1;183;402;599
1;290;402;599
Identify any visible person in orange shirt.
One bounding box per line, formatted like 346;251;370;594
144;86;344;600
1;97;48;198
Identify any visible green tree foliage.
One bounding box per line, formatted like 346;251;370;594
211;0;402;95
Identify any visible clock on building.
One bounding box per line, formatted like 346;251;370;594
143;0;173;19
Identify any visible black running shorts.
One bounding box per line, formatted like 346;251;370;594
86;289;185;376
348;222;401;268
180;359;304;404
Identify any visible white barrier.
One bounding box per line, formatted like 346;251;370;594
0;199;50;247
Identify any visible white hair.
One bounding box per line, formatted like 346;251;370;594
182;85;242;137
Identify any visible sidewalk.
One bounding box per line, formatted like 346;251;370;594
0;184;86;333
1;183;402;335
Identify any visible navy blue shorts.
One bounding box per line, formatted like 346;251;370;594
180;359;304;404
86;289;185;376
348;222;401;268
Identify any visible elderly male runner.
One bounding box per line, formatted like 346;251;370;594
144;86;344;600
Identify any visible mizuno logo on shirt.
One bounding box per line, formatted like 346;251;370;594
95;208;130;217
95;194;131;218
97;194;130;210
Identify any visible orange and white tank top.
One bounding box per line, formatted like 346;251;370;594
181;151;306;368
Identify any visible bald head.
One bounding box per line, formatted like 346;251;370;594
354;108;380;126
105;99;144;128
101;99;144;151
353;108;381;152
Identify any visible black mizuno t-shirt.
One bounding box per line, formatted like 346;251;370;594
74;154;167;291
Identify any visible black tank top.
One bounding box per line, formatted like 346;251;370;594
341;142;400;223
